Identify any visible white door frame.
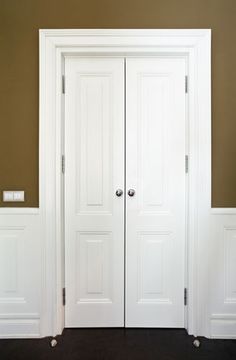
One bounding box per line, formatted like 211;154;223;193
39;29;211;337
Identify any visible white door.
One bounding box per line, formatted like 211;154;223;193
65;56;186;328
126;58;186;327
65;57;125;327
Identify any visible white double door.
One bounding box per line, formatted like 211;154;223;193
65;56;186;328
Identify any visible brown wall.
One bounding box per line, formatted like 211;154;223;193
0;0;236;207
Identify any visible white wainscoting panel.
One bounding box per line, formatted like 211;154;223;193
0;227;26;302
0;210;42;338
210;314;236;339
209;209;236;338
224;227;236;303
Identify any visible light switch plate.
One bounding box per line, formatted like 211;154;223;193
3;191;25;202
3;191;14;202
13;191;25;202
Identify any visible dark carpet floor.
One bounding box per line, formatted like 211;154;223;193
0;328;236;360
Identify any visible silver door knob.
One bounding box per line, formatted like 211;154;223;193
115;189;123;197
128;189;135;197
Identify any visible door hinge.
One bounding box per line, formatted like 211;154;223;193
62;75;65;94
185;75;188;93
62;287;66;306
185;155;189;173
62;155;65;174
184;288;187;306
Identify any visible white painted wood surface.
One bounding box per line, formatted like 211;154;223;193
126;58;186;327
64;58;125;327
39;29;211;337
0;212;41;338
209;210;236;338
64;56;186;328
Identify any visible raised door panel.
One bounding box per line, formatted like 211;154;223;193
139;75;169;213
138;231;173;304
65;57;124;327
76;232;112;303
78;75;112;214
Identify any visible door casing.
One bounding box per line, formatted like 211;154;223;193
39;29;211;338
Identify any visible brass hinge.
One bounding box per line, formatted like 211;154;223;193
62;155;65;174
62;75;65;94
185;155;189;174
185;75;188;94
184;288;187;306
62;287;66;306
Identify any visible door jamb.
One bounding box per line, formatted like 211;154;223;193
39;29;211;338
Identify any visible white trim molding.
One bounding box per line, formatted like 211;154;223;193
39;29;211;337
210;314;236;339
211;208;236;215
0;208;40;215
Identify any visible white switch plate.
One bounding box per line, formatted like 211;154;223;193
13;191;25;202
3;191;25;202
3;191;14;202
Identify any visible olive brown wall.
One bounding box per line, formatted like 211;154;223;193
0;0;236;207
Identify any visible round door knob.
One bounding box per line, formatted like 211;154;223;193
115;189;123;197
128;189;135;197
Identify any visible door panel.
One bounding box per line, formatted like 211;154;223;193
65;57;124;327
126;58;186;327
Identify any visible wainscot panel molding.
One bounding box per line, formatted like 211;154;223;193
1;207;236;338
0;210;43;338
209;210;236;338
